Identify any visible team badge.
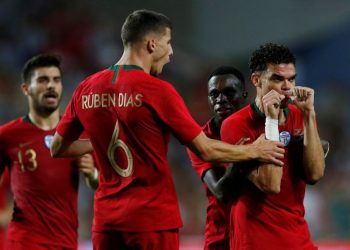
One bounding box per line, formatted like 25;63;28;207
279;131;291;146
44;135;54;149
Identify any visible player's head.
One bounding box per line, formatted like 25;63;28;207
208;66;247;122
249;43;296;107
121;9;173;76
21;54;63;116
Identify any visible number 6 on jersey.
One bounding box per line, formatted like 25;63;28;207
108;120;133;177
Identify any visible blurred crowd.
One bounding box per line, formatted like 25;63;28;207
0;0;349;244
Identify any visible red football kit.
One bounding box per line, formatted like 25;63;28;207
187;119;231;250
221;103;317;250
0;168;10;250
0;116;79;249
57;65;202;235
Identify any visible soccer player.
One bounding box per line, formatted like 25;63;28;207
221;43;325;249
0;54;99;250
0;169;11;250
50;10;284;250
187;66;247;250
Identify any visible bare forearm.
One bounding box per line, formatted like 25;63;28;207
303;111;325;183
203;138;258;163
247;164;282;194
204;165;239;202
189;132;284;166
51;132;93;158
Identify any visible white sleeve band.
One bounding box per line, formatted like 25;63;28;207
265;117;279;141
93;168;99;181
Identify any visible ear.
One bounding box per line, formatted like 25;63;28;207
251;73;261;88
21;83;29;96
146;39;156;53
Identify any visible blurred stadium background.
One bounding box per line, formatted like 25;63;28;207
1;0;350;249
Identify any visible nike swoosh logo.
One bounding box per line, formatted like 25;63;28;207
19;142;32;147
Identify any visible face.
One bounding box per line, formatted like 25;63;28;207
257;63;296;108
22;66;63;115
150;27;173;76
208;74;245;120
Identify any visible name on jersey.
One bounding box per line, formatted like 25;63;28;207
81;93;143;109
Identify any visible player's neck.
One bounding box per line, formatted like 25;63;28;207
117;48;151;74
28;110;60;131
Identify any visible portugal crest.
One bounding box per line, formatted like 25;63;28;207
44;135;54;149
279;131;291;146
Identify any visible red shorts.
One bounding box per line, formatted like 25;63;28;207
5;240;75;250
92;229;179;250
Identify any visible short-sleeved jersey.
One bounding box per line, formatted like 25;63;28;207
57;65;202;232
221;103;316;250
187;119;230;250
0;116;79;249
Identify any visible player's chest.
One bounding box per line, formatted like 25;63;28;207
6;130;74;174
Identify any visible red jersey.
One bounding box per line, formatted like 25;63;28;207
221;103;317;250
187;119;230;250
0;168;10;250
57;65;202;232
0;116;79;249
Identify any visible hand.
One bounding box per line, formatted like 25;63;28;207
291;86;315;113
261;90;285;119
252;134;285;166
236;137;250;145
76;153;95;178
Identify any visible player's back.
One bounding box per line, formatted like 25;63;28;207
68;64;201;232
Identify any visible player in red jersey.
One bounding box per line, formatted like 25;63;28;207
187;66;248;250
50;10;284;250
221;43;325;250
0;54;98;250
0;169;11;250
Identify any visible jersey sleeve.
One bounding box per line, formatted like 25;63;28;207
56;89;84;141
186;147;213;179
221;115;250;145
153;82;202;145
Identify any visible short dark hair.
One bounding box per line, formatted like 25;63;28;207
121;9;172;46
208;66;245;88
22;54;61;83
249;43;296;73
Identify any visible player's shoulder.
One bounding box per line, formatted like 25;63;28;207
80;68;112;86
225;105;251;123
0;117;24;133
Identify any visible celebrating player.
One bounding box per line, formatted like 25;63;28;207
187;66;248;250
0;54;98;250
221;43;325;249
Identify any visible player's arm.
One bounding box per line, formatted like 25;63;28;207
0;170;13;228
202;137;249;201
76;154;99;189
188;132;284;165
245;90;285;194
203;164;241;202
302;110;325;184
51;132;93;158
294;87;325;184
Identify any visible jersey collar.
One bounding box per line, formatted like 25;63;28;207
109;64;144;84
